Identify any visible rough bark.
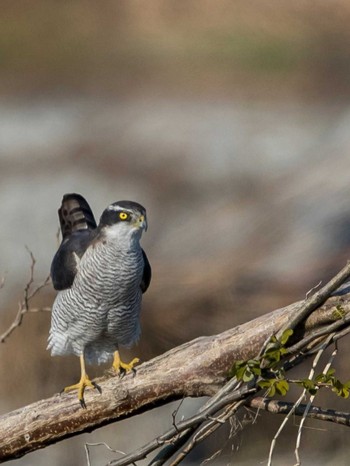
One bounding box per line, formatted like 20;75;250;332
0;287;349;462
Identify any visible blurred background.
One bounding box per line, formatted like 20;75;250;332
1;1;350;465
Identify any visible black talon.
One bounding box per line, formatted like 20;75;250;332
92;381;102;394
80;398;87;409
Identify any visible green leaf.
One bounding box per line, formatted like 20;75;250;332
264;348;281;363
315;373;326;383
280;329;293;346
275;379;289;396
265;340;279;353
246;359;259;370
267;384;276;397
326;368;336;377
258;379;278;397
250;365;262;376
331;379;347;397
236;365;248;381
242;367;254;382
343;380;350;389
229;359;262;382
229;360;247;379
298;378;318;395
258;379;273;389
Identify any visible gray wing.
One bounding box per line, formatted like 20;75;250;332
51;193;97;291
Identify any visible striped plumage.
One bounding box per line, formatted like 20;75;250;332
48;193;151;406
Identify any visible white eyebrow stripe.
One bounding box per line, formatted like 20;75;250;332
107;205;134;214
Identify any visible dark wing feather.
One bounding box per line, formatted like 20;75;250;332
51;194;97;290
140;249;152;293
58;193;97;238
51;230;96;290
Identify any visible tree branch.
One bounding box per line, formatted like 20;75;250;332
275;260;350;340
1;274;350;463
248;397;350;426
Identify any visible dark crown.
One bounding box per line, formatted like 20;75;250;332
99;200;146;227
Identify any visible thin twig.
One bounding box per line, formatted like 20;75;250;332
147;400;197;466
24;246;36;310
171;398;185;434
0;249;51;344
146;377;244;466
108;385;256;466
267;333;333;466
276;261;350;341
305;281;322;300
333;325;350;342
286;314;350;355
85;443;132;466
169;399;246;466
147;429;196;466
294;340;337;465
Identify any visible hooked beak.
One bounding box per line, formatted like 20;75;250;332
136;214;147;231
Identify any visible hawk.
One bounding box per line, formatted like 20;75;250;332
48;193;151;407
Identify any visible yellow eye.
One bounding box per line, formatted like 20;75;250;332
119;212;128;220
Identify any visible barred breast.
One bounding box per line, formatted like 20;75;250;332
48;239;144;365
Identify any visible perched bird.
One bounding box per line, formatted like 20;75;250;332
48;193;151;407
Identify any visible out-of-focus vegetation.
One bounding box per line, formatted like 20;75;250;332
1;1;350;98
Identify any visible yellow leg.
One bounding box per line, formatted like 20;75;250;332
64;354;101;408
112;351;139;376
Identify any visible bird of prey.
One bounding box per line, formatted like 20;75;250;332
48;193;151;407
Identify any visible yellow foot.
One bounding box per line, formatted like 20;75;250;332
112;351;140;377
63;373;101;409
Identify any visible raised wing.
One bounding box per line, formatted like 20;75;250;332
58;193;97;238
51;194;97;290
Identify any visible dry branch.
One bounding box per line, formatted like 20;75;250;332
1;280;350;463
0;249;51;344
248;397;350;425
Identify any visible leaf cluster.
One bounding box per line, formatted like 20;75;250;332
229;329;293;396
296;368;350;398
229;329;350;399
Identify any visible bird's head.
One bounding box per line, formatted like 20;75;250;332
98;200;148;242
